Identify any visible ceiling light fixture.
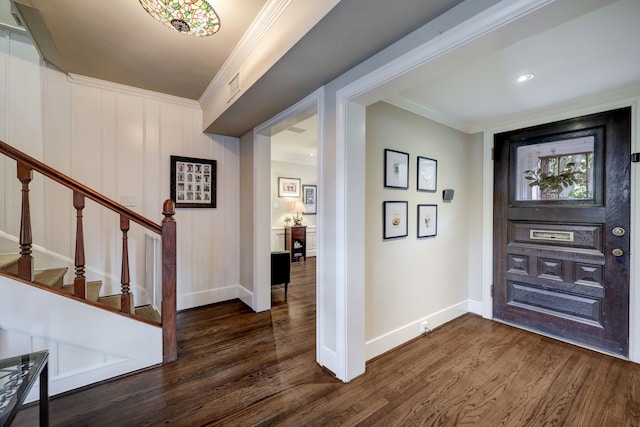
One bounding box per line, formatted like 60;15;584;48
515;73;535;83
139;0;221;37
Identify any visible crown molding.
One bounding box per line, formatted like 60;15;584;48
199;0;292;107
0;22;25;34
384;95;474;134
68;74;201;109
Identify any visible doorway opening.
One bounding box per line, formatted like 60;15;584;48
270;111;318;306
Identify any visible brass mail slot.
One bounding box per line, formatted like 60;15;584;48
530;229;575;242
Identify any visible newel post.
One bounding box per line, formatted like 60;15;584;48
161;199;177;363
17;162;34;281
73;191;87;299
120;215;132;314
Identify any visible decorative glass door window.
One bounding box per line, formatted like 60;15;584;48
514;136;595;201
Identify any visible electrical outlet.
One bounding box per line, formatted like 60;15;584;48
419;320;429;334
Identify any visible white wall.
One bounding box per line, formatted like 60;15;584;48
315;0;502;381
364;102;473;359
0;28;241;312
0;275;162;401
467;132;484;307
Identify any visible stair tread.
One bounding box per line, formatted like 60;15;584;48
0;254;20;273
135;305;161;323
34;267;68;288
99;294;135;315
0;253;20;266
62;281;102;302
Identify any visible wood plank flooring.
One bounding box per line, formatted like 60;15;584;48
13;257;640;426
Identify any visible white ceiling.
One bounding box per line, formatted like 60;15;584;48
271;115;318;166
8;0;268;100
273;0;640;166
385;0;640;134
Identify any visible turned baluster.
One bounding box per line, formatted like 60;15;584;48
161;199;177;363
17;162;34;281
120;215;131;314
73;191;87;299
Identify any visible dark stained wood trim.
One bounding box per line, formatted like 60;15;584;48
1;140;176;363
161;200;177;363
0;140;161;234
73;191;87;299
17;162;34;282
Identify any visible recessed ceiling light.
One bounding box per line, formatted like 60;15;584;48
515;73;535;83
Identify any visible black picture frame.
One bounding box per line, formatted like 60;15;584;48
417;204;437;238
302;184;317;214
383;201;408;239
384;149;409;189
170;155;216;208
417;156;437;192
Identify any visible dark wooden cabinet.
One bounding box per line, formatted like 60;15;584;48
284;226;306;262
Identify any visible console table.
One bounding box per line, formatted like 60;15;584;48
0;350;49;427
284;225;306;263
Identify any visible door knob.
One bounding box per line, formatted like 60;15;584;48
612;227;626;237
612;248;624;257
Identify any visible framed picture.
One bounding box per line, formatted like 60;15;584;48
170;155;216;208
383;201;408;239
417;204;437;238
384;149;409;189
278;177;301;197
417;156;437;192
302;184;317;214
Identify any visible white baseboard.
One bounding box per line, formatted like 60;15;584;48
177;284;246;310
365;300;471;361
467;299;483;315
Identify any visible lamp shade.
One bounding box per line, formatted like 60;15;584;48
139;0;221;37
290;201;306;213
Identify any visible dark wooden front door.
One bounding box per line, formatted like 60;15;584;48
493;107;631;356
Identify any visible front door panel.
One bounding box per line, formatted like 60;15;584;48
493;107;631;356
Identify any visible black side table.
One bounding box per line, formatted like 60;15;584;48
0;350;49;427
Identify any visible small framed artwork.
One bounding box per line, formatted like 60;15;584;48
384;149;409;189
302;184;317;214
417;156;437;192
383;201;408;239
278;177;301;197
170;155;216;208
417;204;437;238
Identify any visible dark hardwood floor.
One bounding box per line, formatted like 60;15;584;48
14;257;640;426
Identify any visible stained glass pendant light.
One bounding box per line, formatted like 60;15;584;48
139;0;221;37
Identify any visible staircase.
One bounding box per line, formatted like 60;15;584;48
0;253;162;322
0;140;177;364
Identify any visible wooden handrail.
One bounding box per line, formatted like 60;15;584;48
0;139;177;363
0;140;161;234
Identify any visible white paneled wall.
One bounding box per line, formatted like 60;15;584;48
0;26;241;396
0;28;241;310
